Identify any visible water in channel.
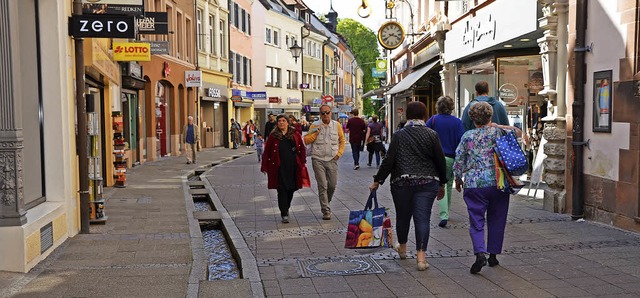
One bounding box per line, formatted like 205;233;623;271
201;222;240;280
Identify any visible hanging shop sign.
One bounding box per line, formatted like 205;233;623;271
113;42;151;61
334;95;344;103
231;95;243;102
69;15;136;38
372;68;386;78
162;61;171;77
149;41;170;54
185;71;202;87
82;0;144;16
443;0;538;63
299;83;310;89
322;95;334;103
137;12;169;35
268;97;280;103
287;98;301;104
312;98;323;105
376;60;387;72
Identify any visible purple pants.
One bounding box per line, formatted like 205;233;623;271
463;187;510;254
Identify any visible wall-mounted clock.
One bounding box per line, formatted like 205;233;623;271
377;21;405;50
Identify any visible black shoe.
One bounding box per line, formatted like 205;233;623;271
488;254;499;267
438;220;448;227
367;163;371;167
470;253;487;274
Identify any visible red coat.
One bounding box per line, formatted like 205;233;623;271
260;130;310;189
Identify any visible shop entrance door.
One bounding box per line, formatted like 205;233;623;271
156;82;171;157
122;92;138;164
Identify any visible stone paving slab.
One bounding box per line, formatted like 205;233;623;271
206;146;640;298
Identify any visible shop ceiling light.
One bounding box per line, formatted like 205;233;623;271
520;38;531;42
503;44;513;48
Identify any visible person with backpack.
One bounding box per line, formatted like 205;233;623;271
461;81;510;132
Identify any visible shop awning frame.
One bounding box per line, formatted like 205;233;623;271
362;84;396;98
386;60;439;95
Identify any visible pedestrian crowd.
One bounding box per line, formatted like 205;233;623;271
208;81;521;275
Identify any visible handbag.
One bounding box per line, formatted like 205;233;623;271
494;129;528;176
345;190;390;248
366;136;375;144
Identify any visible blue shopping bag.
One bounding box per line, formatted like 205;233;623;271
495;129;528;176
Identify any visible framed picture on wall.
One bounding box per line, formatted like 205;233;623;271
593;70;612;133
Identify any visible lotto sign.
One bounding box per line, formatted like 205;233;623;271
113;42;151;61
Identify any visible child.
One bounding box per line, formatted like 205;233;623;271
255;134;264;162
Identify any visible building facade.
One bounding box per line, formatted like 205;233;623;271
229;0;255;144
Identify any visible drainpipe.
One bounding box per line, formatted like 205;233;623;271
571;0;588;220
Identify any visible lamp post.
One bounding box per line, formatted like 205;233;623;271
289;40;302;63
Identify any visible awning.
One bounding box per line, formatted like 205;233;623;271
386;60;439;95
362;84;396;98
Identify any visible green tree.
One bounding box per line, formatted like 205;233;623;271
337;19;381;117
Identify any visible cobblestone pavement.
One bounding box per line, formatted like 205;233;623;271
1;148;253;298
207;147;640;298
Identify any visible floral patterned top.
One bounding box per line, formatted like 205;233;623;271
453;126;509;188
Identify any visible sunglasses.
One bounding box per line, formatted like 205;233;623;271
321;111;331;115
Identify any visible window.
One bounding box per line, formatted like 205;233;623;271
241;9;246;32
197;9;203;51
209;15;215;55
273;30;279;46
233;3;239;28
265;28;272;43
266;67;281;87
247;14;251;35
287;70;298;89
230;52;235;82
248;59;252;86
316;45;321;58
177;11;183;59
229;1;234;26
285;35;289;47
242;56;248;85
236;53;241;84
186;18;192;62
219;20;226;58
325;54;330;70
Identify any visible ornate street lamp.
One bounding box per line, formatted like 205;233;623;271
289;41;303;63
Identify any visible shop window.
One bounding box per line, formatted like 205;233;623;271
197;9;203;51
20;0;45;209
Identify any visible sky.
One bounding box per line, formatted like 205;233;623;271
305;1;387;32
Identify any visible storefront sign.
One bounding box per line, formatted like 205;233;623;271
312;98;323;105
334;95;344;103
113;42;151;61
232;89;247;97
82;0;144;16
162;61;171;77
69;15;136;38
498;83;519;104
303;105;311;112
231;95;243;102
120;61;142;78
185;71;202;87
248;92;266;100
268;97;280;103
150;41;170;54
287;98;301;104
376;60;387;71
322;95;334;103
372;68;386;78
137;12;169;35
444;0;538;63
299;83;310;89
205;88;221;98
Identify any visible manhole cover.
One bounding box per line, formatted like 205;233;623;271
297;256;384;277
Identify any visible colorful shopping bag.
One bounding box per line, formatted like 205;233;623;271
495;129;529;176
345;190;387;248
494;152;524;194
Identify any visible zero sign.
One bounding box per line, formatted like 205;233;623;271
69;15;136;38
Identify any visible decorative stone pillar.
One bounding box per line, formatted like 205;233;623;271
538;0;569;213
0;0;26;226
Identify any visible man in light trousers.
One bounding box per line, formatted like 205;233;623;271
182;116;200;164
304;105;346;220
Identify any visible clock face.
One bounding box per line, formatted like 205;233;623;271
378;21;405;50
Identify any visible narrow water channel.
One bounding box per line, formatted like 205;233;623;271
200;222;240;280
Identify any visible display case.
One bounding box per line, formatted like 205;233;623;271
113;113;127;188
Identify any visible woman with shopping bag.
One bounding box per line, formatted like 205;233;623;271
453;101;522;274
369;101;447;271
261;115;310;223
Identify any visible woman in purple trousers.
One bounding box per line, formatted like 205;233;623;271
453;102;521;274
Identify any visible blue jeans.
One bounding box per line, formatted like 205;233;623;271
350;142;362;165
390;181;439;251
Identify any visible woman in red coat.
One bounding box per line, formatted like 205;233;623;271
261;115;310;223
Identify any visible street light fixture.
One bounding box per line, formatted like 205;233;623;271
290;41;303;63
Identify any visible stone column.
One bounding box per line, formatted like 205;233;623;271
0;0;27;226
538;0;569;213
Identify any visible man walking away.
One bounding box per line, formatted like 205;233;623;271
461;81;510;132
264;114;276;141
346;109;366;170
183;116;200;164
304;105;346;220
230;119;241;149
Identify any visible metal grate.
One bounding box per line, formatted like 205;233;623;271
40;222;53;253
297;256;384;278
